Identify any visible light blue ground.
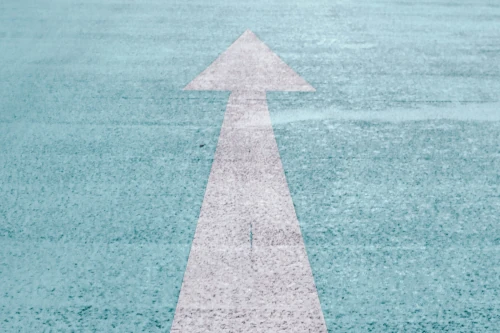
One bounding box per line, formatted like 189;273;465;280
1;0;499;332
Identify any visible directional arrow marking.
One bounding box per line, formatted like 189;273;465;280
171;31;327;332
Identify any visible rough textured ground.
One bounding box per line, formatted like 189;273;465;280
1;0;499;332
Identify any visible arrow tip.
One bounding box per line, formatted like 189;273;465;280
184;30;315;92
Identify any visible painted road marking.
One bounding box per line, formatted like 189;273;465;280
170;31;327;332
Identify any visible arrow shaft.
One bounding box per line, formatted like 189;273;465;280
171;91;327;332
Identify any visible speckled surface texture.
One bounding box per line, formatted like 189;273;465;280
271;120;500;331
1;0;500;332
0;1;229;330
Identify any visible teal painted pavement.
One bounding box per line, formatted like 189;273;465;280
0;1;231;331
1;0;500;332
268;1;500;332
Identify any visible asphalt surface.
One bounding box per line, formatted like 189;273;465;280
1;0;500;332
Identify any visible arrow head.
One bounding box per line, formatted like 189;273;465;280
184;30;315;92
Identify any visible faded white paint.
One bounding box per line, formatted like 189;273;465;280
171;31;326;332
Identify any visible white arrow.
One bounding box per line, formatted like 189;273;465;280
171;30;327;333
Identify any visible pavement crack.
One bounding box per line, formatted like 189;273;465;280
249;222;253;250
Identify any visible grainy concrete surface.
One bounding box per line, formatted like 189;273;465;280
1;0;499;332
